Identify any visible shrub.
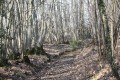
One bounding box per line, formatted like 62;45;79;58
70;40;82;50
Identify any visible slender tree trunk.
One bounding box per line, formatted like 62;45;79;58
97;0;120;79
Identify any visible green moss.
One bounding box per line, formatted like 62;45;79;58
23;56;30;64
26;46;51;61
70;40;82;50
0;77;4;80
0;58;9;67
27;46;46;55
29;48;36;55
8;53;21;60
36;46;46;55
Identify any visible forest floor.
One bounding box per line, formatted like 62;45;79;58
0;40;120;80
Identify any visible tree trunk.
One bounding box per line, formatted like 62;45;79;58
97;0;120;79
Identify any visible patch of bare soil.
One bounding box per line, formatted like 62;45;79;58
39;46;117;80
0;43;119;80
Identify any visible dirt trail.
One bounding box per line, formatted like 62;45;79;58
0;44;117;80
32;46;114;80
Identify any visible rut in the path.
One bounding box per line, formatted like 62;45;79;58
35;46;104;80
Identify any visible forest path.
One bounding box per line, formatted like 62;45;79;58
34;45;114;80
0;44;117;80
